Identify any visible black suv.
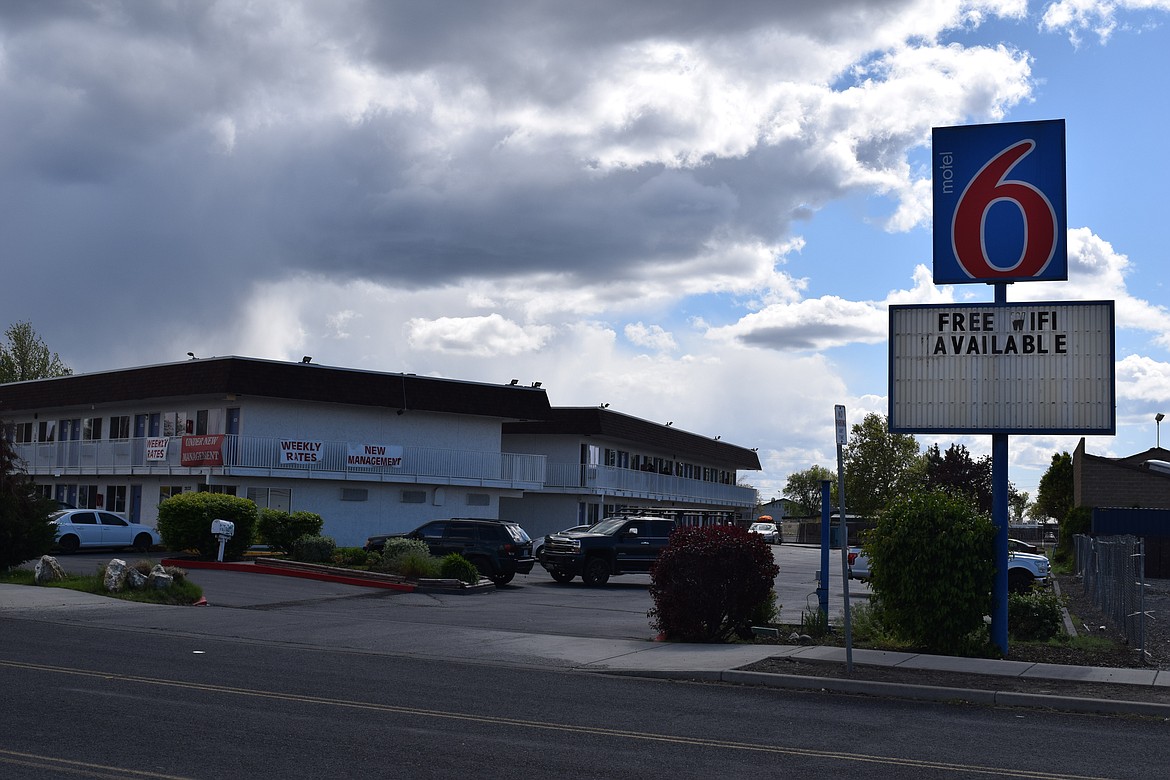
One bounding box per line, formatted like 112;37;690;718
364;518;535;586
538;515;675;586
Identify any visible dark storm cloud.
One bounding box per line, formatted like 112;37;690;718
0;0;957;364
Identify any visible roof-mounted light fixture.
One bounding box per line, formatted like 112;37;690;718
301;356;313;364
509;379;519;386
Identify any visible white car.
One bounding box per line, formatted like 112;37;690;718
848;547;1050;593
50;509;162;554
748;522;780;544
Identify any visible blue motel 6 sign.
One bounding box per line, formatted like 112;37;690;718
932;120;1067;285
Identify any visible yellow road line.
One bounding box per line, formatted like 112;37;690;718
0;659;1112;779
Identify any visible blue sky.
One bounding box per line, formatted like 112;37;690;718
3;1;1169;508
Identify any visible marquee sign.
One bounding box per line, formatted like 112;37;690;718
933;119;1067;284
888;301;1115;434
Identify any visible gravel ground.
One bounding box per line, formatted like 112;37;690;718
738;573;1170;706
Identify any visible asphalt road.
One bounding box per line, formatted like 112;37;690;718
6;547;1170;778
4;614;1169;780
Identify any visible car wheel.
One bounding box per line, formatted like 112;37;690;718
489;571;515;586
132;533;154;552
1008;569;1033;594
58;535;80;554
550;570;574;584
582;557;610;586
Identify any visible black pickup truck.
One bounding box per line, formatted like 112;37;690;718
538;515;675;585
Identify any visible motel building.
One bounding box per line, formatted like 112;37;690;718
0;356;760;547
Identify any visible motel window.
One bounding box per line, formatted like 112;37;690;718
246;487;289;511
341;488;369;502
466;493;490;507
82;417;103;441
106;485;127;513
78;484;101;509
401;490;427;504
108;416;131;440
39;421;55;442
159;486;187;502
163;412;188;437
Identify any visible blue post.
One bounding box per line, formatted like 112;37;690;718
991;283;1010;654
819;480;831;618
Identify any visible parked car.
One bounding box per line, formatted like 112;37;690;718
539;515;675;585
363;518;535;586
50;509;161;553
847;546;1050;593
1008;538;1041;555
748;522;780;544
533;524;594;558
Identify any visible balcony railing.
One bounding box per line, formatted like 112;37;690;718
12;435;546;489
544;463;758;507
12;437;755;505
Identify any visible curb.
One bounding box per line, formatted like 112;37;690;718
595;668;1170;718
161;558;416;592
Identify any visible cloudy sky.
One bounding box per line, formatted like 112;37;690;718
4;0;1169;504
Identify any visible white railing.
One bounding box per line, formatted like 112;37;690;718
544;462;757;507
12;435;546;488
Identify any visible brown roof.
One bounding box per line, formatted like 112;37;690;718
503;407;761;470
0;356;552;420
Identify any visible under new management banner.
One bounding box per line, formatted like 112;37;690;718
889;301;1115;434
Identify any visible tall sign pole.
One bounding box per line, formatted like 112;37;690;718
835;404;853;671
888;119;1112;656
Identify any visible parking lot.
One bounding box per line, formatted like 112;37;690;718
39;544;868;639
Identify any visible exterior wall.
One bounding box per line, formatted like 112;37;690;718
9;394;526;546
499;494;582;540
1075;441;1170;510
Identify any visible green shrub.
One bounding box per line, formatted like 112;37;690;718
256;509;324;553
1054;505;1090;566
387;549;442;579
0;434;57;571
156;492;258;560
381;537;430;560
288;534;336;563
649;525;780;642
866;489;995;654
1009;589;1065;641
440;553;481;585
332;547;371;567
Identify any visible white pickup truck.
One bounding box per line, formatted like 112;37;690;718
848;543;1050;594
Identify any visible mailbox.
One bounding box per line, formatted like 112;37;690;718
211;519;235;537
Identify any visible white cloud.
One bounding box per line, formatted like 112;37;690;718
1041;0;1170;44
406;314;554;357
624;322;677;352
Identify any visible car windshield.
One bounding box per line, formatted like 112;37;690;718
504;524;530;544
750;523;773;531
587;517;632;536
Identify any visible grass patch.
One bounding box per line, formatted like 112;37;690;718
0;564;203;606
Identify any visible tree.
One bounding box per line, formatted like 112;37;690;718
0;321;72;383
921;443;993;514
0;433;56;570
842;413;920;517
1033;452;1073;524
782;465;836;516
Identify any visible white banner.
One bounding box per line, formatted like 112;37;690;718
145;437;169;461
347;443;403;468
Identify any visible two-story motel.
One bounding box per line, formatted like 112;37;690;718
0;356;760;546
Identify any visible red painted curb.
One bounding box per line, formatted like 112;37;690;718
161;558;416;592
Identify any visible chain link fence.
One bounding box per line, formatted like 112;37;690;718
1073;534;1146;657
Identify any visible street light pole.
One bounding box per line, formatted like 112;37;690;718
1157;413;1165;449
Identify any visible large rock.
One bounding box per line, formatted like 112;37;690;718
147;565;174;590
33;555;68;584
103;559;128;592
126;565;147;590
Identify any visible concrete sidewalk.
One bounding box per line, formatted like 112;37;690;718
3;580;1169;717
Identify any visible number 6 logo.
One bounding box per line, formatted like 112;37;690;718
951;140;1057;279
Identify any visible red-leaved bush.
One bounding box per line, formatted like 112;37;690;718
649;524;779;642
